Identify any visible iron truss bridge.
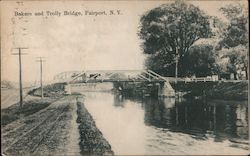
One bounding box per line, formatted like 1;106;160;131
53;70;170;84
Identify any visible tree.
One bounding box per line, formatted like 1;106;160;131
219;7;248;47
184;44;220;77
218;4;248;79
138;0;212;77
220;45;248;79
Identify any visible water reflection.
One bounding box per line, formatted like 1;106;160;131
113;94;126;107
140;97;248;142
113;93;248;142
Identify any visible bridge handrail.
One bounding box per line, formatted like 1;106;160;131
146;70;175;91
147;70;169;82
142;70;159;80
164;77;216;82
70;71;86;82
138;74;151;82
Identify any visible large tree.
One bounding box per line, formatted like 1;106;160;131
139;0;212;76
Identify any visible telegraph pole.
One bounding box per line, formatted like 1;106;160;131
12;48;28;108
175;47;178;84
36;57;45;99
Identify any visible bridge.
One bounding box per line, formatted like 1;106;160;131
53;70;175;97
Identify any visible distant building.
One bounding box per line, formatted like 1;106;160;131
1;81;13;89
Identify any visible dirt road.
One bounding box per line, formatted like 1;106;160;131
1;95;81;155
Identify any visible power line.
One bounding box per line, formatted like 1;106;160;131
12;47;28;108
36;57;46;99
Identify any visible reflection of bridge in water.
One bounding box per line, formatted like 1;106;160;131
53;70;175;97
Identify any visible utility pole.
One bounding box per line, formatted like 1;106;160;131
175;47;178;84
36;57;45;99
12;48;28;108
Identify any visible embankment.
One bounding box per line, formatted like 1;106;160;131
76;97;114;155
1;96;75;155
28;82;66;98
171;81;248;100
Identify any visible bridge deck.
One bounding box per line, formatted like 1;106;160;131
69;79;166;84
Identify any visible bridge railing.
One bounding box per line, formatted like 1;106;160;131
164;77;217;82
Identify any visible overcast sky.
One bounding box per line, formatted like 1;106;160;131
1;0;247;82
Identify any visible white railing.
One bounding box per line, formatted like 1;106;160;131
164;77;217;82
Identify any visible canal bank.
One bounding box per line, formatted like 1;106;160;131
171;81;248;100
113;81;248;100
76;96;114;155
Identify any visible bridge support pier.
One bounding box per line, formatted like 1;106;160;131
113;81;175;97
158;82;175;97
65;83;72;95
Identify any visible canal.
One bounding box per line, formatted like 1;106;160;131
78;90;248;155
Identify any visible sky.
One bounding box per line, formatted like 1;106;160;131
1;0;248;82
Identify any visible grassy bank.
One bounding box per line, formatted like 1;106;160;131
171;81;248;100
205;81;248;100
76;99;114;155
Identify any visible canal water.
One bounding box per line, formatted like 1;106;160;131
80;91;248;155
